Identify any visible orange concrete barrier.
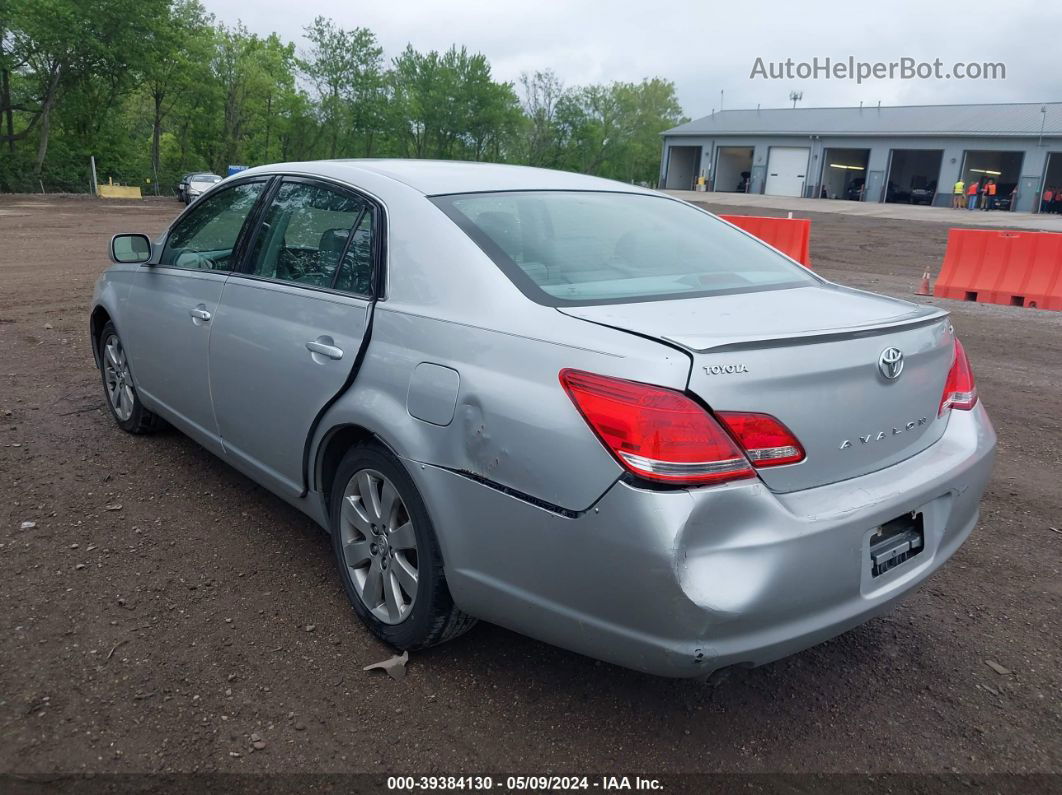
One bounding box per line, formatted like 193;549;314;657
934;228;1062;311
719;214;812;268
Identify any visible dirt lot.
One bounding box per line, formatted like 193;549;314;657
1;195;1060;780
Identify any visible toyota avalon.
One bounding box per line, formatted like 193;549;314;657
90;160;995;677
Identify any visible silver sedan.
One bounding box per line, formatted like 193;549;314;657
181;172;223;204
91;160;995;677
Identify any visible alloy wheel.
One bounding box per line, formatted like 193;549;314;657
340;469;419;624
103;334;135;422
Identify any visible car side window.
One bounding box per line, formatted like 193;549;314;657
159;181;265;271
247;181;368;290
332;210;374;296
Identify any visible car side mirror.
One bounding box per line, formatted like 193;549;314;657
110;233;151;264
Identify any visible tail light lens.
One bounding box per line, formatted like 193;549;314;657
715;412;805;467
559;369;754;486
939;338;978;415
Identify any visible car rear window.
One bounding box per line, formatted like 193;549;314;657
431;191;817;305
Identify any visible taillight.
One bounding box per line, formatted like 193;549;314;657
939;338;978;416
559;369;754;486
715;412;806;467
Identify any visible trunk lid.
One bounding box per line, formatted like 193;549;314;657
559;284;954;492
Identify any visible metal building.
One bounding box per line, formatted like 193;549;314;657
660;102;1062;213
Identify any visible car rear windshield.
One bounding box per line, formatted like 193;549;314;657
431;191;817;305
192;174;222;183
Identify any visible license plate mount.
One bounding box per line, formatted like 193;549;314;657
869;512;925;577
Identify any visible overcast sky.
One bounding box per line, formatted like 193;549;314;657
203;0;1060;120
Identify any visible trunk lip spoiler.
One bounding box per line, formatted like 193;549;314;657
663;307;951;354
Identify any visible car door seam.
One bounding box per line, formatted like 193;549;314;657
300;300;377;498
207;272;232;452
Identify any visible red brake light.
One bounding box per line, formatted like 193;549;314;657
715;412;806;467
559;369;755;486
939;338;978;416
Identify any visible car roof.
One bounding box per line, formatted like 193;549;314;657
237;159;657;197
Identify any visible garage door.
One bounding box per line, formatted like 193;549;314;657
764;147;809;197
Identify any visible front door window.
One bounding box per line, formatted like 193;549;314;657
160;181;266;271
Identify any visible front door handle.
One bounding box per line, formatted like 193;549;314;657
189;306;212;323
306;339;344;360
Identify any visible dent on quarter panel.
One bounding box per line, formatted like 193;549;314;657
312;306;690;513
359;309;624;510
459;396;510;483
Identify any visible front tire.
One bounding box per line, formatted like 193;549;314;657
97;321;162;434
330;443;476;650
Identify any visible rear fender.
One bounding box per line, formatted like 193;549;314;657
308;305;692;518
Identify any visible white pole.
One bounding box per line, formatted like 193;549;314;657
90;155;98;195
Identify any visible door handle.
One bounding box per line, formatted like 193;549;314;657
306;340;344;360
189;307;212;322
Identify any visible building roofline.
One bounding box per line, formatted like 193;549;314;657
685;99;1062;114
662;130;1062;138
662;100;1062;138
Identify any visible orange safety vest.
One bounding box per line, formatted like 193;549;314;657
967;183;979;195
987;183;997;196
1046;190;1055;201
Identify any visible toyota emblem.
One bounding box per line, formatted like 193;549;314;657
878;347;904;380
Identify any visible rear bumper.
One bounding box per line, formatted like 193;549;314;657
409;404;996;678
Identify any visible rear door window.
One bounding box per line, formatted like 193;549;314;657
246;181;368;290
332;210;374;296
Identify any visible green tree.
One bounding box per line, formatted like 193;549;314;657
211;24;296;170
388;45;439;158
613;78;686;184
554;78;686;185
555;83;622;176
301;17;384;158
388;44;522;161
0;7;687;193
1;0;166;182
518;69;565;167
141;0;213;192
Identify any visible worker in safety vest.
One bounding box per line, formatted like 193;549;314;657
1043;188;1055;214
953;178;965;208
982;179;996;211
967;180;980;210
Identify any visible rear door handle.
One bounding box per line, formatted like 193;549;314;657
306;340;344;360
189;307;212;322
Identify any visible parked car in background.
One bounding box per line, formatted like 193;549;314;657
182;172;223;204
885;181;910;203
993;183;1017;211
910;181;937;205
90;160;995;678
176;173;193;203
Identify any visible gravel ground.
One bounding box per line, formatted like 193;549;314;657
0;195;1059;780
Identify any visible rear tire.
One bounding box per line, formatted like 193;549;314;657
97;321;162;434
330;443;476;650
